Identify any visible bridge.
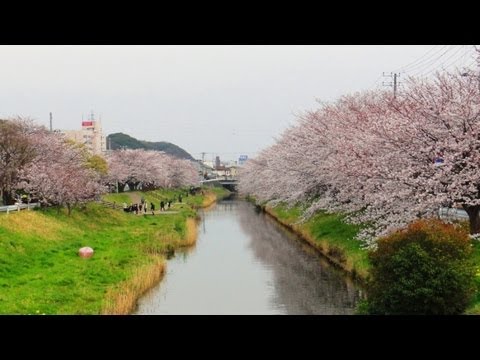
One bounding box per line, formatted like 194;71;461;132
200;178;238;192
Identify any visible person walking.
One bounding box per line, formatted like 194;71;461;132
144;202;148;213
150;202;155;215
160;201;165;211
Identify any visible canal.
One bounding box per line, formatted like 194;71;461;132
134;198;363;314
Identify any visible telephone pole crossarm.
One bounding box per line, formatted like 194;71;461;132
382;72;401;98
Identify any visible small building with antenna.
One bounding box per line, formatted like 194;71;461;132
62;111;107;155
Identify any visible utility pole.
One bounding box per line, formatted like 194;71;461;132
383;72;401;98
49;112;53;132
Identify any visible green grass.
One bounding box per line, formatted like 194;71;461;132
207;186;231;199
465;241;480;314
271;204;303;223
102;192;133;204
305;212;370;276
0;188;219;314
267;204;370;279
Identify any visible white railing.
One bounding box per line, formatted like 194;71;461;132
438;207;469;220
0;203;40;213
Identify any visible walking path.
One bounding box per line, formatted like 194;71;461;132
154;211;179;215
129;192;142;204
129;193;180;215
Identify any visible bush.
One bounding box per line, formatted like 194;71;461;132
365;219;476;315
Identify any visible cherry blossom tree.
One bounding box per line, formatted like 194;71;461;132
164;157;200;188
16;129;106;214
239;68;480;246
107;149;199;191
107;149;168;191
0;117;39;205
386;71;480;234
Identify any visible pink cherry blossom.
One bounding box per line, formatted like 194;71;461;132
239;67;480;246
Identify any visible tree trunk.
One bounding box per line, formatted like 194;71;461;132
67;203;72;216
1;188;14;206
463;205;480;234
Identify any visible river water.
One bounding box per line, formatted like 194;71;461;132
134;198;363;315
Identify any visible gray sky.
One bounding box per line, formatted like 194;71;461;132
0;45;476;161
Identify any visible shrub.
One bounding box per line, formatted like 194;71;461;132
365;219;476;315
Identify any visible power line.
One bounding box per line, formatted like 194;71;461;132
407;46;459;77
371;46;455;91
465;59;478;69
392;45;442;73
397;45;453;74
369;73;384;89
422;45;468;77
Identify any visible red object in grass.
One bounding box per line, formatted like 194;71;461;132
79;247;94;258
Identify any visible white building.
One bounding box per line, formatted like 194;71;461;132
62;112;106;155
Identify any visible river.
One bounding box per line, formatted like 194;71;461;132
134;198;363;315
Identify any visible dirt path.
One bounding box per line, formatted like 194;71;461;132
129;192;142;204
156;211;179;215
127;192;180;215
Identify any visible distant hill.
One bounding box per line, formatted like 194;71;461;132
107;133;195;161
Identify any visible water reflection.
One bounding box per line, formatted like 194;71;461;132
134;199;362;314
236;201;362;314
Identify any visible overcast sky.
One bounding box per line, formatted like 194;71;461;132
0;45;477;161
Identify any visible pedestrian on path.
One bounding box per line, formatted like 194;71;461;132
151;202;155;215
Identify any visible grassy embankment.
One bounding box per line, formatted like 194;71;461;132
0;187;230;315
465;241;480;314
263;202;480;313
263;203;369;281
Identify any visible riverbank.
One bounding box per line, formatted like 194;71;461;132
259;202;480;314
0;187;229;314
262;204;369;282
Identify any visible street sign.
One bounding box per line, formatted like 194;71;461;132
239;155;248;165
